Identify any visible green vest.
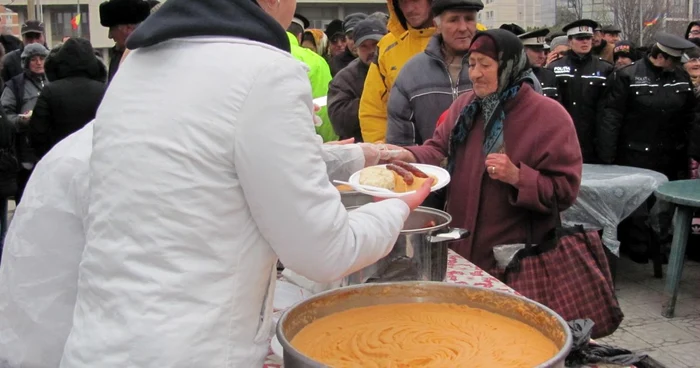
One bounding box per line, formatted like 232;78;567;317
286;32;338;142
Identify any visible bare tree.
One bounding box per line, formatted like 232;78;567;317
606;0;667;45
567;0;584;19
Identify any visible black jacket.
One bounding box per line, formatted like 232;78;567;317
330;47;356;76
1;48;23;83
598;57;698;179
29;38;107;159
328;58;369;142
533;66;559;100
0;108;17;198
547;51;614;163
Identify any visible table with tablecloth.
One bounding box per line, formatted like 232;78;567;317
262;249;632;368
562;164;669;256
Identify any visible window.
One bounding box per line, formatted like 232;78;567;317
50;5;89;43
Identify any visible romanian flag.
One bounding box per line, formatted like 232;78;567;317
644;14;662;27
70;14;81;30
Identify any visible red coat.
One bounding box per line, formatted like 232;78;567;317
407;84;583;272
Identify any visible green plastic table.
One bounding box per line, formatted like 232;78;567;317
654;179;700;318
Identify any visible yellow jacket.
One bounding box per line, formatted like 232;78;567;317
359;1;486;143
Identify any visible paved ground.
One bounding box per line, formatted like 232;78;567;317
597;256;700;368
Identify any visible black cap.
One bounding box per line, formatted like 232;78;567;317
563;19;599;37
432;0;484;16
21;20;44;35
519;28;549;47
353;19;388;46
343;13;367;34
99;0;150;28
292;14;310;29
656;31;696;57
499;23;525;36
325;19;344;38
601;24;621;34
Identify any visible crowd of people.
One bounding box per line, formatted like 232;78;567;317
0;0;696;366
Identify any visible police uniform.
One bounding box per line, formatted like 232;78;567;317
599;32;698;263
519;28;559;100
547;19;613;163
598;32;698;179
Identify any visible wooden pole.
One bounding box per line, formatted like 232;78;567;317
27;0;36;20
639;0;643;45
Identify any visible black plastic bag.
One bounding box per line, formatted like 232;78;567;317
566;319;666;368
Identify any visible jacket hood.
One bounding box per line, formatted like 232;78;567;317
45;38;107;82
387;0;409;37
686;21;700;39
126;0;290;53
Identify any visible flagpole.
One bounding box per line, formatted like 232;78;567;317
639;0;643;45
76;0;81;37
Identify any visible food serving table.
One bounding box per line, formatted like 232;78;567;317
263;250;633;368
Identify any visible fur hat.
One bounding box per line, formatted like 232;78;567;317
21;43;49;69
100;0;150;28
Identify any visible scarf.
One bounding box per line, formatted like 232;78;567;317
446;30;538;175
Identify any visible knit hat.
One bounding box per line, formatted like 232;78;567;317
99;0;150;28
325;19;344;38
550;35;569;50
613;40;634;58
21;43;49;68
368;12;389;25
343;13;367;34
469;33;497;61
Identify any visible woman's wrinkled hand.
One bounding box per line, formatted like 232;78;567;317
485;153;520;186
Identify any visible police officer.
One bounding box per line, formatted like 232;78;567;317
547;19;613;163
598;32;697;178
599;33;699;264
518;28;558;100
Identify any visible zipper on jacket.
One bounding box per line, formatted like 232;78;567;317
429;54;462;101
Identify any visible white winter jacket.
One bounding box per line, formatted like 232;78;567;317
59;36;409;367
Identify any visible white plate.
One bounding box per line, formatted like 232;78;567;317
271;334;284;358
348;164;450;198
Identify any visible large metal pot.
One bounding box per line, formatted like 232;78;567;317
277;282;572;368
341;206;469;286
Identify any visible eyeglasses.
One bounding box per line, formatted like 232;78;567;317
573;35;593;41
690;30;700;36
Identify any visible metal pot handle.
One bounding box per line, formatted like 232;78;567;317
428;228;470;243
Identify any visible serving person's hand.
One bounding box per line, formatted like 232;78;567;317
485;153;520;186
325;138;355;145
398;178;434;211
312;104;323;127
376;144;417;164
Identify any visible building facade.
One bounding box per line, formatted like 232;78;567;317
478;0;546;29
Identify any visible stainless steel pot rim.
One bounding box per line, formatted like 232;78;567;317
276;281;573;368
345;206;453;234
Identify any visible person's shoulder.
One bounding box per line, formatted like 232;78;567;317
399;52;432;74
615;62;637;77
332;60;359;82
594;56;614;70
521;84;568;114
547;56;569;68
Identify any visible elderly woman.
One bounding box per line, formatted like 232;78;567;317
54;0;430;367
389;29;583;272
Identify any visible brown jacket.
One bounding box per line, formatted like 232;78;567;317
594;40;614;64
406;84;583;272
